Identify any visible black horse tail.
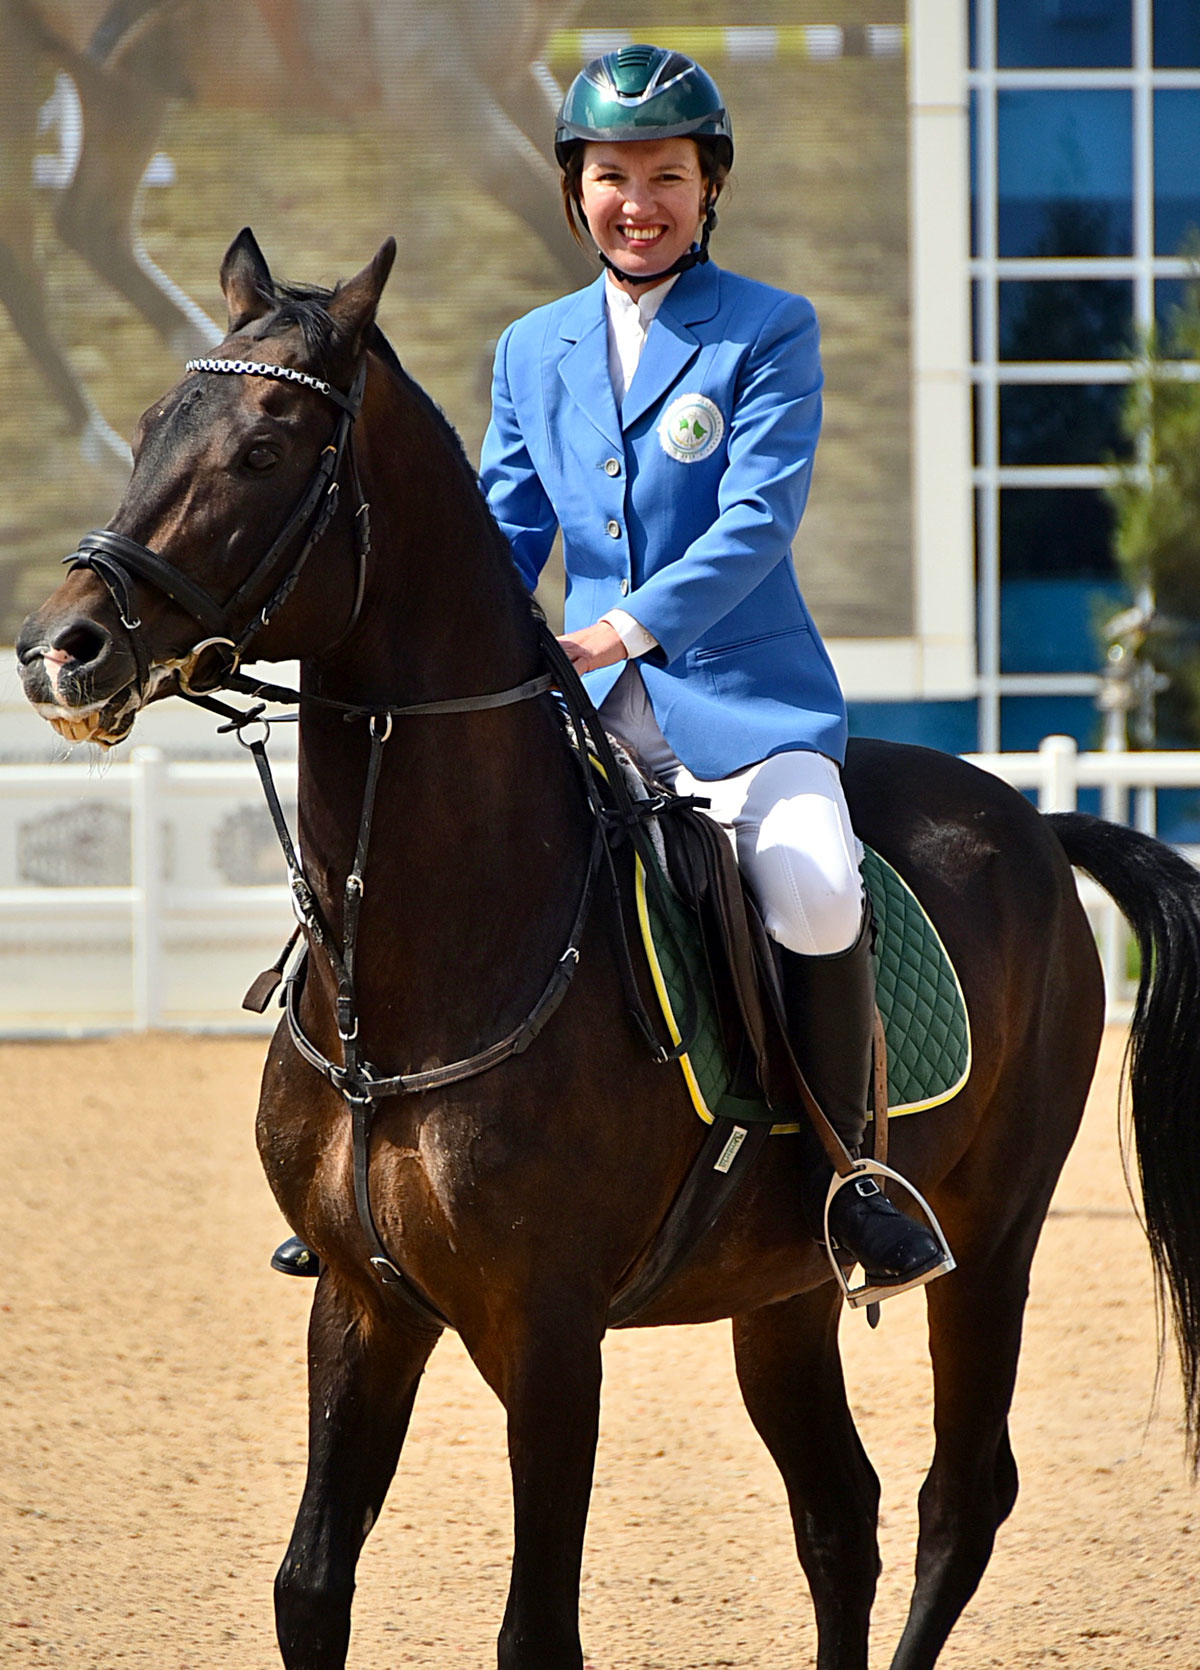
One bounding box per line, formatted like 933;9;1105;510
1047;809;1200;1465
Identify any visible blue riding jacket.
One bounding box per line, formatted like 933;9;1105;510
479;261;847;780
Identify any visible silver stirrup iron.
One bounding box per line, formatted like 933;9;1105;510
823;1158;956;1310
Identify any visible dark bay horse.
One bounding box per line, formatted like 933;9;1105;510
16;233;1200;1670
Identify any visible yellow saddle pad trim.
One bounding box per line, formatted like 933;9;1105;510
635;848;972;1134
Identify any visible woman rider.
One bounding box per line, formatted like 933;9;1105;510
481;43;949;1299
273;45;949;1297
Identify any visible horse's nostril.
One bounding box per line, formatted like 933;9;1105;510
51;620;110;667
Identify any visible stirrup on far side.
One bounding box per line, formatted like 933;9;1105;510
823;1159;956;1310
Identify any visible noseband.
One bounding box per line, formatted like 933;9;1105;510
64;356;370;695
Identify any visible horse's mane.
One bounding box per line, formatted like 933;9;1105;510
260;278;530;609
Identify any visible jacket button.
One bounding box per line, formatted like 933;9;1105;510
605;519;621;539
604;457;621;476
619;578;629;595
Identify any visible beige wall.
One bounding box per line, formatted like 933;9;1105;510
0;1;972;696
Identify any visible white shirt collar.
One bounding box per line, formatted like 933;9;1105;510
604;273;679;326
603;274;680;405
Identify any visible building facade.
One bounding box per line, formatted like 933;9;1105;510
849;0;1200;757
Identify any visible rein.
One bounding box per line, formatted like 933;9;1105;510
200;617;694;1323
66;345;702;1322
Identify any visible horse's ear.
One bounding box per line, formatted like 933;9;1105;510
326;239;397;359
220;228;274;332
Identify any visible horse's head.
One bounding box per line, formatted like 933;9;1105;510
16;228;396;746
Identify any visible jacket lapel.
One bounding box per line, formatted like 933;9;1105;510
619;263;722;433
557;279;622;451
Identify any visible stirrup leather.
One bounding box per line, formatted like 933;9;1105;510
823;1159;955;1310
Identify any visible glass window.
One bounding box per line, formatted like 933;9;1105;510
998;695;1104;752
969;91;981;256
999;383;1130;464
997;90;1132;257
1154;1;1200;66
997;0;1131;68
1000;578;1127;673
999;279;1134;360
846;700;979;754
1154;91;1200;256
1000;487;1116;576
1157;278;1190;337
971;278;984;360
1156;277;1200;346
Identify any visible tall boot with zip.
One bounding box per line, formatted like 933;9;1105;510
781;907;949;1290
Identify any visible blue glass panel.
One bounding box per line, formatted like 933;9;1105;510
997;90;1132;256
999;383;1130;464
999;695;1104;752
970;91;981;256
1000;577;1127;672
1154;91;1200;256
1154;0;1200;66
998;0;1131;67
998;279;1133;359
846;700;979;753
1155;276;1200;349
1156;791;1200;844
1154;277;1200;342
1156;277;1189;335
1000;487;1117;577
969;0;978;68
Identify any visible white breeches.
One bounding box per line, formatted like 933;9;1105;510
601;669;864;957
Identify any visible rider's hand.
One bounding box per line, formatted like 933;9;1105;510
557;621;628;674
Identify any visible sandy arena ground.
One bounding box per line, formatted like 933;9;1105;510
2;1026;1198;1668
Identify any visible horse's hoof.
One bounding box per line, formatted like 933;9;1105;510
271;1235;321;1277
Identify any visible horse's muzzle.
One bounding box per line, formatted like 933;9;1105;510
16;609;141;745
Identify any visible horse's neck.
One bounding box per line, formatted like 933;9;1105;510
293;381;585;1049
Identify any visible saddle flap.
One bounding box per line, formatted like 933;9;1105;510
659;803;800;1114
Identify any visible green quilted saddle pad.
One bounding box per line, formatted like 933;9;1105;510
637;843;971;1129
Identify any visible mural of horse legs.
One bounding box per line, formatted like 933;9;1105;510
52;50;221;358
0;0;588;483
0;0;130;472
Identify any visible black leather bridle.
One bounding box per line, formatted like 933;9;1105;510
56;347;712;1325
63;355;370;696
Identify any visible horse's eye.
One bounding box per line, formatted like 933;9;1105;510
244;445;279;472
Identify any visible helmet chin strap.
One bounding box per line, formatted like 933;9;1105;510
589;198;719;289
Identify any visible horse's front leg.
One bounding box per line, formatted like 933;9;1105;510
275;1277;441;1670
472;1308;604;1670
732;1284;879;1670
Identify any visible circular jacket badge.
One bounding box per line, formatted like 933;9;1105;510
657;393;724;464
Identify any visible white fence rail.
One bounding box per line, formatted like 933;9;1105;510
0;747;296;1035
0;736;1197;1034
965;736;1200;1014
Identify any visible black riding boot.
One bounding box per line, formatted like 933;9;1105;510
271;1235;321;1277
782;910;947;1287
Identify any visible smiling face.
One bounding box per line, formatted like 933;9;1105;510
578;137;709;292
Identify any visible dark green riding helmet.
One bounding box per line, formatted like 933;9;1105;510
554;43;734;171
